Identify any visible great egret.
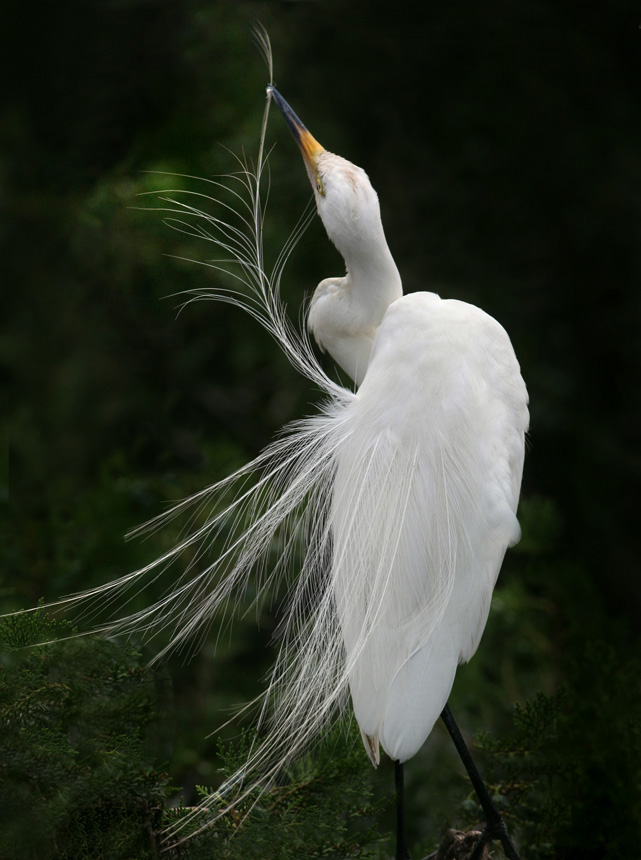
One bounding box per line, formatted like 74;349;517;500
13;48;527;856
267;87;528;859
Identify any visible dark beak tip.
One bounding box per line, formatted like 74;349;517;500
268;88;309;138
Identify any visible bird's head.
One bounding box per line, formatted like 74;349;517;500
268;87;383;259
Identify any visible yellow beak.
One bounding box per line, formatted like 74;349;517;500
268;87;326;193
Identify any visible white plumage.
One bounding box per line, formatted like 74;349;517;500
267;86;528;767
332;292;526;764
16;77;528;836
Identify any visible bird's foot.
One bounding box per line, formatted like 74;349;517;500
417;816;519;859
478;812;521;860
419;827;488;860
439;705;521;860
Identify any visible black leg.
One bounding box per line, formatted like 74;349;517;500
440;704;521;860
395;760;411;860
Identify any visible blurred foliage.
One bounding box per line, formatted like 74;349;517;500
473;637;641;859
0;609;385;859
3;0;641;857
165;727;386;859
0;607;168;859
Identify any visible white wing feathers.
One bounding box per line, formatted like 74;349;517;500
331;293;528;763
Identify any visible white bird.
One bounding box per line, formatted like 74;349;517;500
15;61;527;857
267;86;528;858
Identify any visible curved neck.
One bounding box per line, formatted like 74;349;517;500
310;163;404;383
338;221;403;329
309;225;403;386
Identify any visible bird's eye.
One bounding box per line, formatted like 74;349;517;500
316;178;325;197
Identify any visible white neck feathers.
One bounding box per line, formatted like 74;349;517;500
307;152;403;384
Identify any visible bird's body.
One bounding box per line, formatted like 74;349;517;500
331;291;526;763
275;92;529;767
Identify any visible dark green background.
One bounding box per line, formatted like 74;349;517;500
4;0;640;854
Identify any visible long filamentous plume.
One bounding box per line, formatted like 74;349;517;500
6;31;343;833
12;30;460;837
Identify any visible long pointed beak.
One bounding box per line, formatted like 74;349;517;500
268;87;325;191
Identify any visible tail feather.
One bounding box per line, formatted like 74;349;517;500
4;41;362;837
